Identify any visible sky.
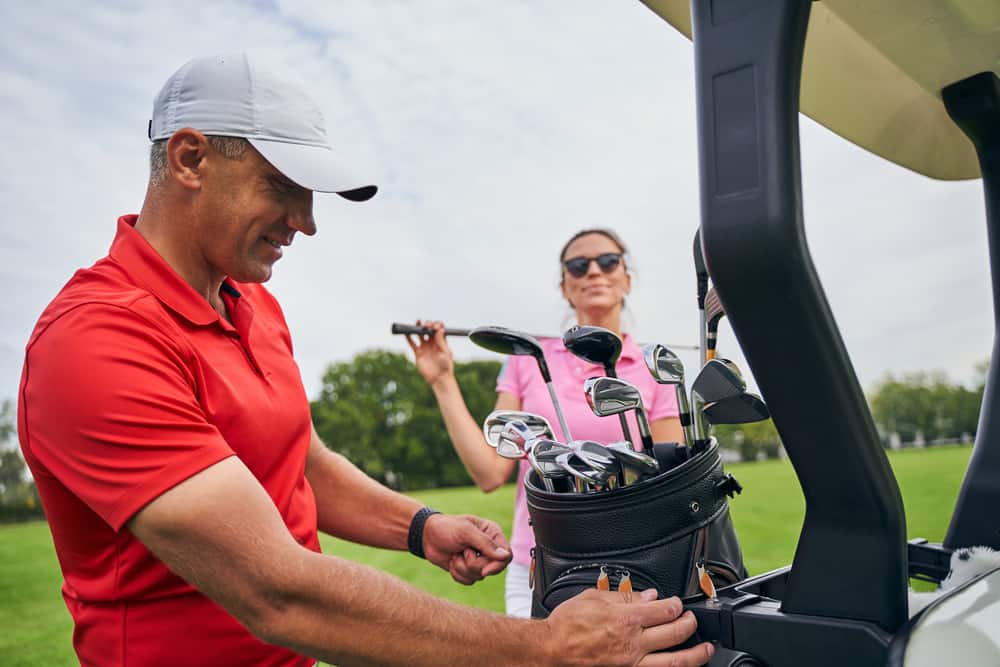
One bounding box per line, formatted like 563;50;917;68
0;0;992;410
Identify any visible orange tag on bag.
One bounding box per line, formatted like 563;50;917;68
697;561;717;601
596;565;610;591
619;570;633;603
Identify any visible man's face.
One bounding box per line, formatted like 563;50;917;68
197;143;315;284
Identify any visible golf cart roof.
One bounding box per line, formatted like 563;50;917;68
641;0;1000;180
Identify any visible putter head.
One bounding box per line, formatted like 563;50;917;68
562;325;622;372
642;343;685;385
703;392;770;425
691;358;746;403
483;410;554;447
584;376;643;417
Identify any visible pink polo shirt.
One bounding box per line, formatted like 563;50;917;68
495;334;679;565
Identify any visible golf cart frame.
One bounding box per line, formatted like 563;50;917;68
640;1;1000;665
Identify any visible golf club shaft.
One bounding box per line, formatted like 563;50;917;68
392;323;559;339
635;408;655;456
603;364;635;452
546;381;573;442
676;387;696;446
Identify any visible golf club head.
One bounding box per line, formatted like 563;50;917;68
554;451;612;489
584;376;643;417
642;343;685;386
584;375;655;454
703;392;770;425
495;420;533;459
606;441;660;477
469;326;550;380
691;358;746;404
567;439;618;468
562;325;622;375
483;410;554;447
526;438;570;491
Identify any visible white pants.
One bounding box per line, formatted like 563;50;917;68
504;561;533;618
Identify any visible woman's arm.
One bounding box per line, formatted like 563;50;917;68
651;416;685;443
406;321;519;492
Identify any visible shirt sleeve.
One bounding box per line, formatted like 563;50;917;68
19;301;235;531
495;356;524;398
647;380;681;422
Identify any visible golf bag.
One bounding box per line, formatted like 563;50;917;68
526;440;746;617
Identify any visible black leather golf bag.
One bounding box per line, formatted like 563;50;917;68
526;440;746;617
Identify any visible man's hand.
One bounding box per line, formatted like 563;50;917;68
405;320;455;387
421;513;512;585
543;588;714;666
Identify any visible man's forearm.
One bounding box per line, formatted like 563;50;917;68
269;551;551;667
306;432;421;548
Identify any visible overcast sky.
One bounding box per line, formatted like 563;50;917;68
0;1;991;410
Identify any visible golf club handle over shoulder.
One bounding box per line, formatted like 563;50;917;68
390;323;472;337
393;322;561;340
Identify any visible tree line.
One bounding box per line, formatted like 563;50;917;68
0;355;989;516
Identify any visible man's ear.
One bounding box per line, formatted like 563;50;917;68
166;128;209;190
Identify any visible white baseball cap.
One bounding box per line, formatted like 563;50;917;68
149;53;377;201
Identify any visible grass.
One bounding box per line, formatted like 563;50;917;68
0;444;974;665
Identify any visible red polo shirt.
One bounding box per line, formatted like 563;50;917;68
18;216;318;666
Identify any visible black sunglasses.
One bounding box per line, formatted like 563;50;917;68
562;253;623;278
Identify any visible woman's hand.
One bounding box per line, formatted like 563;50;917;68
405;319;455;387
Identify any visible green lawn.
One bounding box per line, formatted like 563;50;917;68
0;444;973;665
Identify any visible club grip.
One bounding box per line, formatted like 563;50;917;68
390;323;472;337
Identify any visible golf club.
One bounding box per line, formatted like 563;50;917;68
691;358;747;438
554;450;612;492
469;326;573;442
583;376;655;455
606;440;660;484
526;438;571;492
531;440;578;492
642;343;695;447
392;322;555;339
704;287;726;362
693;229;709;368
567;439;622;488
562;325;634;447
483;410;554;448
703;392;770;425
495;420;534;460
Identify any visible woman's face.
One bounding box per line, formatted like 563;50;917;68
560;232;630;317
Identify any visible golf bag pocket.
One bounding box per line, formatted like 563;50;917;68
525;440;746;618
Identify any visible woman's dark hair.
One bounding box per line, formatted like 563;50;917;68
559;228;629;267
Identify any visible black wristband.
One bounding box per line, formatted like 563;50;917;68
407;507;441;559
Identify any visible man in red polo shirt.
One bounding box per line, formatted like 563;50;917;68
17;53;713;666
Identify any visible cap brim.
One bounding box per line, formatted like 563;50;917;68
249;138;377;201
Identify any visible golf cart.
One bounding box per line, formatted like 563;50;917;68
636;1;1000;665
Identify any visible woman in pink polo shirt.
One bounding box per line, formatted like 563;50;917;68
407;228;683;617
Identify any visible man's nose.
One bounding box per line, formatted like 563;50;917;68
287;195;317;236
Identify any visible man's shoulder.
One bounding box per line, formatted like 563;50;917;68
28;258;174;349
